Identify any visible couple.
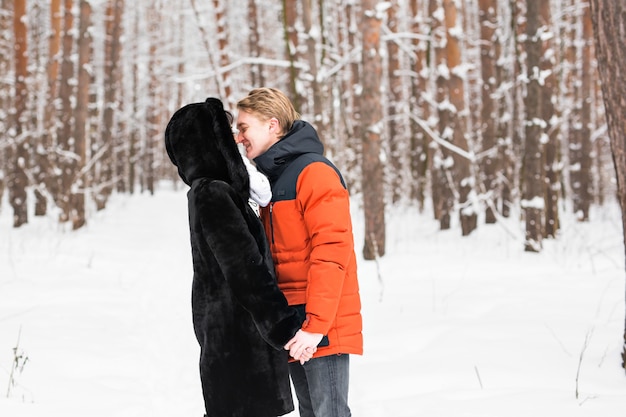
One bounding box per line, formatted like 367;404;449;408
164;88;363;417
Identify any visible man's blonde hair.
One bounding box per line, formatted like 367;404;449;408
236;88;300;137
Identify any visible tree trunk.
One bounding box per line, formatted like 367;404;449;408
430;0;451;228
247;0;265;87
96;0;123;209
213;0;231;104
341;1;361;193
409;0;429;210
361;0;385;260
57;0;76;222
495;0;513;219
302;0;326;145
87;28;98;201
563;0;577;206
578;5;594;220
71;0;92;230
144;2;160;195
522;0;544;252
568;1;593;222
506;0;526;221
444;0;476;235
539;0;560;238
588;0;626;372
36;0;61;216
10;0;29;227
282;0;300;111
479;0;498;224
0;0;11;208
128;6;141;194
387;2;404;204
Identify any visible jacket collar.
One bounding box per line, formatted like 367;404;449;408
254;120;324;182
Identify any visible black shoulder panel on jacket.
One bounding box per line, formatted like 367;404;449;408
271;153;346;202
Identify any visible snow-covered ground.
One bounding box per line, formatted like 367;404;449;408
1;185;625;416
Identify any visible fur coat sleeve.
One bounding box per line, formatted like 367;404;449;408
192;179;301;350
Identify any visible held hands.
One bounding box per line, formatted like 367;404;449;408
284;330;324;365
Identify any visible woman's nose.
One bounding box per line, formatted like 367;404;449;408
232;128;241;143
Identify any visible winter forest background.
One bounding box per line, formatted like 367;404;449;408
1;0;626;381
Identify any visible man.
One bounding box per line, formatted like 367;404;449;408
236;88;363;417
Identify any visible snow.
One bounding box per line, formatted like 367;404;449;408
1;185;626;417
521;196;546;210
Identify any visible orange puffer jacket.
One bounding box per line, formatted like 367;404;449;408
255;121;363;358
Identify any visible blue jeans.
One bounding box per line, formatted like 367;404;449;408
288;354;351;417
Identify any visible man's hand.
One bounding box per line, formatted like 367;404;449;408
285;330;324;364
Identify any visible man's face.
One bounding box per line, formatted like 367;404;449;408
235;111;280;160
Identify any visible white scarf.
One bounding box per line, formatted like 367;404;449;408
238;143;272;208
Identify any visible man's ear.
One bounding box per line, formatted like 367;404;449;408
269;117;280;134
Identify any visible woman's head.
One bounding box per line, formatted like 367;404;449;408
164;98;249;198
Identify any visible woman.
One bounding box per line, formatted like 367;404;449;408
164;97;307;417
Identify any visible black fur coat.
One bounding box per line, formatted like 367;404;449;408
164;98;302;417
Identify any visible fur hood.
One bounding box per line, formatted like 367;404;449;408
165;97;249;201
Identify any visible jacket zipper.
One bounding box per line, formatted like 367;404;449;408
269;202;275;244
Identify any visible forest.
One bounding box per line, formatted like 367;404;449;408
1;0;625;262
1;0;626;376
